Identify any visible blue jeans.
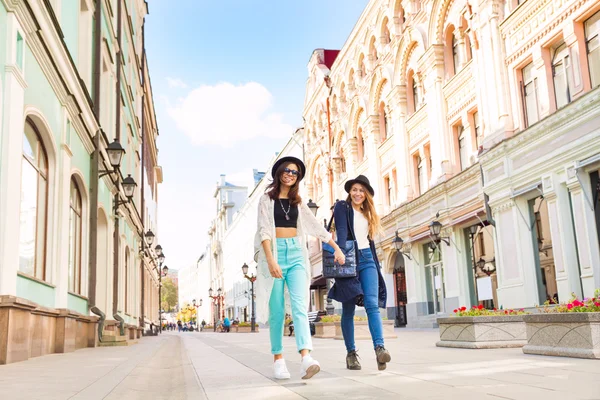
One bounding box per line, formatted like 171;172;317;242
269;237;312;354
341;248;384;351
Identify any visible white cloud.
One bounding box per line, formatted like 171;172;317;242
166;77;189;89
225;169;259;190
167;82;293;147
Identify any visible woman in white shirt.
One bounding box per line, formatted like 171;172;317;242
256;156;345;380
329;175;391;371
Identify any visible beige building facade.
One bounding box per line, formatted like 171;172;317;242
302;0;600;327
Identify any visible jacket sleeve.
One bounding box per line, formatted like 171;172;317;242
300;201;332;242
257;194;272;243
333;201;348;249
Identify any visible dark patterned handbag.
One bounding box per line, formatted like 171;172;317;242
322;204;357;279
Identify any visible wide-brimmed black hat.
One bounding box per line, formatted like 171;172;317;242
344;175;374;196
271;156;306;181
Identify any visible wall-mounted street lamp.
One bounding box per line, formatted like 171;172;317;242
429;221;450;249
392;230;412;260
99;138;126;177
477;258;496;276
307;199;319;216
242;263;257;332
145;230;155;247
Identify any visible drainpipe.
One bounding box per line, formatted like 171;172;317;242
112;0;125;337
139;23;147;332
89;0;105;341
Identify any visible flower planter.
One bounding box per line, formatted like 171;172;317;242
314;322;335;338
235;325;259;333
334;320;397;340
436;315;526;349
522;313;600;359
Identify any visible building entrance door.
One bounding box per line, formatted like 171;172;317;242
424;244;444;315
393;255;407;327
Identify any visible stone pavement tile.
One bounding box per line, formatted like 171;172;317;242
284;376;405;400
466;382;591;400
209;386;305;400
524;374;600;400
102;335;204;400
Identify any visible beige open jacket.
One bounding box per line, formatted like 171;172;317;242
253;193;332;324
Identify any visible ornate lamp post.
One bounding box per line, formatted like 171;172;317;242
242;263;257;332
209;288;224;332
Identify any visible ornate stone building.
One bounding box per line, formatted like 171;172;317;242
302;0;600;327
0;0;163;363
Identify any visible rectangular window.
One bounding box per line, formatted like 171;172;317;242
552;43;573;109
521;62;541;127
16;32;24;70
586;11;600;88
457;125;469;171
392;169;398;205
473;111;482;149
384;176;391;206
416;155;427;196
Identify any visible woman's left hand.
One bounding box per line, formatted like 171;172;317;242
334;249;346;265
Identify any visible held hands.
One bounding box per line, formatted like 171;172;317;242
334;249;346;266
267;259;283;279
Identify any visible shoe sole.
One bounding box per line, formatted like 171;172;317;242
376;352;391;364
346;361;361;370
301;364;320;379
274;374;291;380
377;362;386;371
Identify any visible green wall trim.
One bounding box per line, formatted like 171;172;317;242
67;293;88;314
16;274;56;308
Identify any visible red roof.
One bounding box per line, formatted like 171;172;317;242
322;50;340;69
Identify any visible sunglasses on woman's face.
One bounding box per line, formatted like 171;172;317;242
283;168;299;177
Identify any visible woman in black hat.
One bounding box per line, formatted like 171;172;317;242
329;175;390;371
255;156;345;380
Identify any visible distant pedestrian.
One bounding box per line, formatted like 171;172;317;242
254;156;345;380
177;320;182;332
223;317;231;333
329;175;391;371
201;320;206;331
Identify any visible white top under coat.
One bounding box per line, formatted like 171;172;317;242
353;209;370;249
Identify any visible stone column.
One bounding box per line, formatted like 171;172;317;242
54;138;73;309
478;0;513;145
543;173;583;301
565;168;600;296
420;45;450;184
388;85;410;203
0;14;27;296
364;116;382;210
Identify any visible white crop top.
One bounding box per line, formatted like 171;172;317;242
353;210;370;250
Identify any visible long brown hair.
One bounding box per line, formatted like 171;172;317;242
346;184;381;239
266;162;303;206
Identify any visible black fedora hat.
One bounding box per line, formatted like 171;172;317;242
271;156;306;181
344;175;374;196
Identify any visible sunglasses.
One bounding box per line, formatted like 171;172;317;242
283;168;300;177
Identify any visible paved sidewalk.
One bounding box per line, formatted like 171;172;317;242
1;328;599;399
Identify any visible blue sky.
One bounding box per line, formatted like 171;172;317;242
145;0;369;271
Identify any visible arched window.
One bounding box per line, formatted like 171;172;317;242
379;102;389;141
69;178;83;294
357;128;365;162
452;34;461;73
408;71;421;113
19;119;49;280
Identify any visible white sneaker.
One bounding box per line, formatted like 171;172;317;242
300;355;321;380
273;359;291;380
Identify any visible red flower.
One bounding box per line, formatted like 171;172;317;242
493;308;497;311
478;304;484;310
594;302;600;307
567;304;574;310
453;309;458;313
460;306;467;311
504;310;508;314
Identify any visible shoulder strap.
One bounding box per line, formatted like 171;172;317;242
347;205;357;241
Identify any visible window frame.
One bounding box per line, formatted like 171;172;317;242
19;119;49;281
68;177;83;294
585;11;600;88
521;62;541;127
551;42;573;109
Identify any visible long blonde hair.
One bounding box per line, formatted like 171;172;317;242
346;185;382;239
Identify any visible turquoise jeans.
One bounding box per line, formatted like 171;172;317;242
270;237;312;354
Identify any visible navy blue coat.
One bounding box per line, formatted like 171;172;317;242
327;200;387;308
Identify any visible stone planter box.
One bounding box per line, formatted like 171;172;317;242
235;325;259;333
314;322;335;338
436;315;526;349
334;320;397;340
522;313;600;359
